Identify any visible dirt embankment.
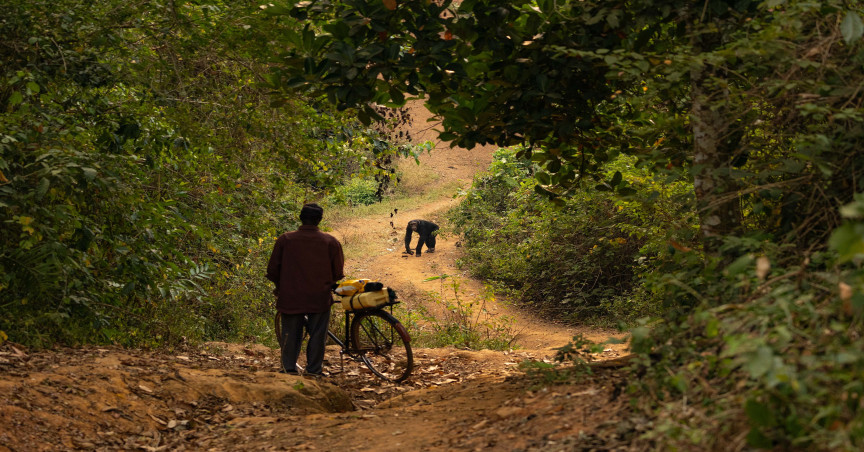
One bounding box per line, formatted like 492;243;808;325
0;342;631;451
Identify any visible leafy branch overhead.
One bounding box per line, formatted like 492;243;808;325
265;0;620;175
269;0;864;249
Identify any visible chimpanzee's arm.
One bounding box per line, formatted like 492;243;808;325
404;225;413;253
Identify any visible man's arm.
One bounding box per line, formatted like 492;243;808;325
265;237;283;288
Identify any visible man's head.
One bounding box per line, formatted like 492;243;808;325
408;220;418;232
300;203;324;226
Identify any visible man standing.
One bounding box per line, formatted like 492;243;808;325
404;219;439;257
266;203;344;376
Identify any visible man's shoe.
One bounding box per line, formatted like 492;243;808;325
426;248;435;253
279;369;300;375
305;372;327;378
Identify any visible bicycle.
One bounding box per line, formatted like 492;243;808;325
275;291;414;383
327;296;414;383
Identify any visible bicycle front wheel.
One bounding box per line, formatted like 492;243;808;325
351;311;413;382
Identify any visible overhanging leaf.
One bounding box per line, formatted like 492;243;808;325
260;4;292;16
724;254;754;277
841;12;864;45
36;177;50;199
535;171;551;185
744;346;774;378
829;223;864;262
617;186;637;196
534;184;557;198
746;427;773;449
745;399;776;428
8;91;23;106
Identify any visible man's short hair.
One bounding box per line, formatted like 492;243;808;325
300;203;324;225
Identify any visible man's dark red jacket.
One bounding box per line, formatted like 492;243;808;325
266;225;345;314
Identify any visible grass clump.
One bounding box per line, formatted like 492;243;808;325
404;275;517;351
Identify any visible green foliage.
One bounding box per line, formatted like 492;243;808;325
0;0;403;347
555;333;607;367
628;241;864;451
332;177;380;206
450;148;695;324
842;12;864;45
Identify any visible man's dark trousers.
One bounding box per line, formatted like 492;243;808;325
280;311;330;374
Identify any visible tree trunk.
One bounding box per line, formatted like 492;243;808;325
690;40;741;252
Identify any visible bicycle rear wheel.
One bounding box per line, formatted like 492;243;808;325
350;311;413;382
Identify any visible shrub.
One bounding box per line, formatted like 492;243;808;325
334;177;381;206
408;275;518;350
449;147;695;325
627;238;864;451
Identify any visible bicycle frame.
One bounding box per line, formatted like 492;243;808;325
327;301;408;378
326;313;348;351
327;301;400;357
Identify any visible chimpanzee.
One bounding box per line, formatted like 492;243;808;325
404;219;439;257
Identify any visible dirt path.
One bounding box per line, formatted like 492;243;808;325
330;100;626;353
0;103;633;452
